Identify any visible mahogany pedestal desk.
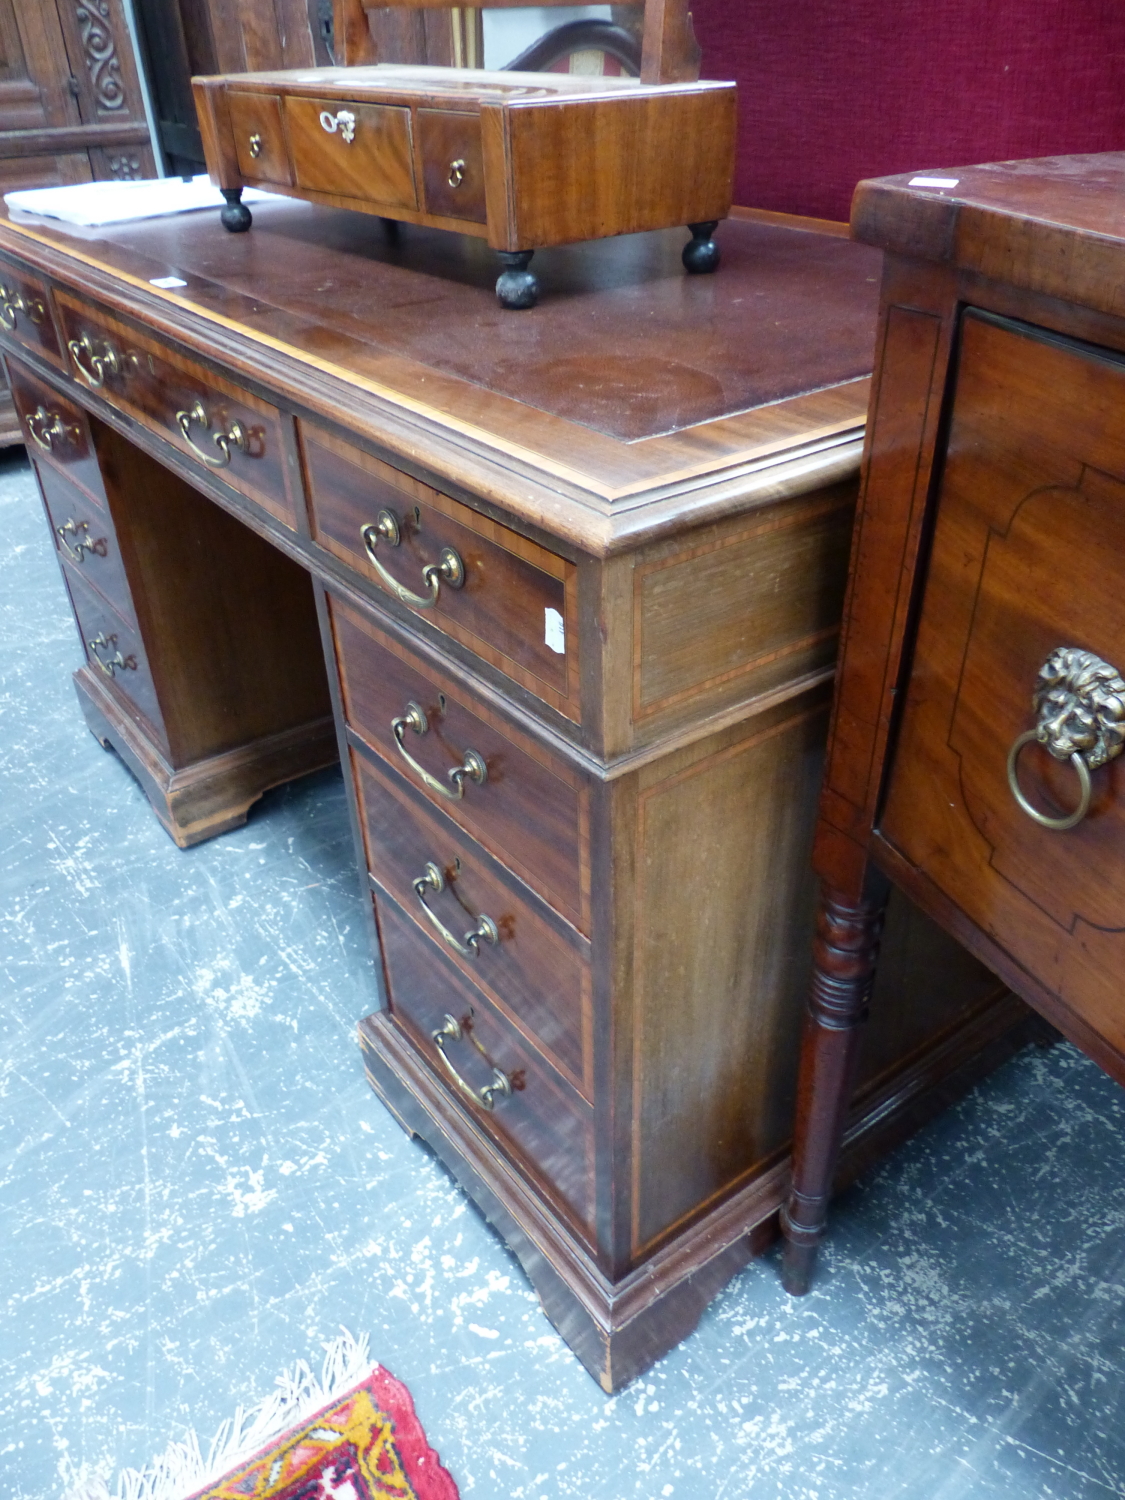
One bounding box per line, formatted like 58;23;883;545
0;200;1032;1388
780;154;1125;1295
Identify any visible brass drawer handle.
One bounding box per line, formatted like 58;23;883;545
390;700;486;801
25;405;79;452
57;518;107;564
68;333;122;387
0;283;45;329
319;108;356;143
248;132;263;159
88;632;136;678
176;399;249;468
447;158;466;189
359;510;465;610
1006;646;1125;831
412;860;499;959
431;1013;512;1112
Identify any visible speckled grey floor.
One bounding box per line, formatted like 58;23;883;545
3;446;1125;1500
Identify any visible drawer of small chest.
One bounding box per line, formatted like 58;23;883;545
285;96;417;209
330;598;589;932
38;464;133;616
64;563;165;743
52;291;297;529
6;360;106;502
356;751;592;1100
0;262;61;364
303;422;580;721
375;893;595;1239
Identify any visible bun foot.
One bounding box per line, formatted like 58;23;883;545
220;188;252;233
496;250;539;310
683;220;720;274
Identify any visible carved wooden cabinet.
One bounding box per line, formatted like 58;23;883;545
0;198;1031;1388
780;154;1125;1295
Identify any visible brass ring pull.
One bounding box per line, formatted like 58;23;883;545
25;406;79;453
0;283;45;329
390;700;487;801
87;632;136;678
1006;646;1125;832
412;860;499;959
68;333;122;387
431;1014;512;1112
447;158;466;189
359;510;465;610
56;518;107;564
248;132;263;158
176;399;249;468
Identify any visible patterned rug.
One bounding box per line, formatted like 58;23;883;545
68;1332;459;1500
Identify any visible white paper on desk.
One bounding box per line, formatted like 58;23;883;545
4;174;285;227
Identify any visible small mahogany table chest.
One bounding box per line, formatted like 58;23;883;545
0;199;1031;1386
192;65;736;307
780;154;1125;1294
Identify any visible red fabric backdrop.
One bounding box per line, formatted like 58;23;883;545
692;0;1125;221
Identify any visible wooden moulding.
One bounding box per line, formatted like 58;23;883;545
360;973;1032;1392
75;662;338;847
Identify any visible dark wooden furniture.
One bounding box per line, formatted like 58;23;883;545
193;58;735;307
780;153;1125;1295
0;197;1032;1388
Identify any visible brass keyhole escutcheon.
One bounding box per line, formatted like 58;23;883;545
248;132;263;159
447;158;466;189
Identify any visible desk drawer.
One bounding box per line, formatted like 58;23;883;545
418;110;487;224
227;91;292;185
53;291;297;529
0;263;61;364
331;599;589;932
304;423;579;720
879;312;1125;1054
357;752;591;1099
64;562;165;743
286;96;417;209
376;894;594;1238
38;464;133;617
6;360;106;503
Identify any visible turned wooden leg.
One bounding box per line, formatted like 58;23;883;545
495;250;539;310
780;881;888;1295
683;220;720;273
220;187;252;232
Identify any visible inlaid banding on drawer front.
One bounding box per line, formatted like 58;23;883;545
5;360;106;504
302;422;580;721
331;599;590;933
38;464;133;617
64;562;166;746
356;753;593;1099
52;290;297;530
376;894;595;1239
0;261;61;364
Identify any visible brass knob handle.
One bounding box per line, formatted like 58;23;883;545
87;632;136;678
56;518;107;564
412;861;499;959
431;1014;512;1112
359;510;465;610
319;108;356;143
68;333;122;388
447;158;466;189
175;399;249;468
1006;646;1125;831
0;282;45;329
390;700;487;801
248;132;263;159
25;405;79;453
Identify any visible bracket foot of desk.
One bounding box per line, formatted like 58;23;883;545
75;664;338;847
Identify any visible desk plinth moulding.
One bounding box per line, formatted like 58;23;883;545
0;197;1036;1387
192;65;736;307
780;153;1125;1296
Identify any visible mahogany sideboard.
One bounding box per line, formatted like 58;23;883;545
0;199;1032;1388
780;153;1125;1295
